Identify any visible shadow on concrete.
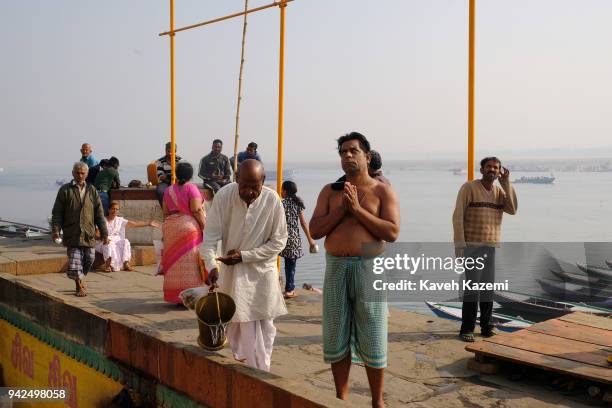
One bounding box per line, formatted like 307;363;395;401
92;297;190;316
274;335;323;347
274;330;462;347
388;331;461;342
276;314;322;325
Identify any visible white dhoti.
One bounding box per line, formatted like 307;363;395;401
95;238;131;271
227;319;276;372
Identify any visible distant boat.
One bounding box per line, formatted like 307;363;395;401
536;279;612;302
56;178;68;186
513;176;555;184
549;268;612;287
425;302;532;332
451;168;467;176
265;169;296;181
576;263;612;280
0;219;51;239
494;290;611;318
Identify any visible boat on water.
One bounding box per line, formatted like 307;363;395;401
450;168;467;176
512;176;555;184
0;219;51;239
536;278;612;303
264;169;296;181
494;290;611;318
425;302;533;332
576;263;612;280
549;268;612;287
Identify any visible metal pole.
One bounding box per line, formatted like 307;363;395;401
276;1;286;197
277;1;287;274
170;0;176;184
467;0;475;181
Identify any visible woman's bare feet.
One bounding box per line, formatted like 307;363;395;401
102;258;112;272
123;261;135;271
75;279;87;297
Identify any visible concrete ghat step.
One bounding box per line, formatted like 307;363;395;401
0;238;155;275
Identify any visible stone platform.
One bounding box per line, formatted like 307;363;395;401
0;237;155;275
0;258;601;407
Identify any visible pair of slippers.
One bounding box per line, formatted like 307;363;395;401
460;329;498;342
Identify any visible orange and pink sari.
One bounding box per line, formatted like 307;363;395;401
161;183;205;303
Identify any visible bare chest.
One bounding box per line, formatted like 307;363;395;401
329;187;381;217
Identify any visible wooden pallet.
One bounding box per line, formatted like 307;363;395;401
465;312;612;385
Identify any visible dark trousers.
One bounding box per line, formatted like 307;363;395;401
284;257;297;292
156;182;169;206
99;191;109;216
460;246;495;334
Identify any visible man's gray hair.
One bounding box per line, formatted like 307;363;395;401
73;162;89;173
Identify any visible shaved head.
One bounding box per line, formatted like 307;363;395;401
237;159;264;180
237;159;265;205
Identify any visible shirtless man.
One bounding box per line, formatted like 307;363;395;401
310;132;400;407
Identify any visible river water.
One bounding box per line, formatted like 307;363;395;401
2;161;611;315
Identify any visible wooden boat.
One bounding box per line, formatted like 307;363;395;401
554;259;584;275
549;268;612;287
576;263;612;280
425;302;533;332
536;279;612;302
0;219;51;239
494;290;611;317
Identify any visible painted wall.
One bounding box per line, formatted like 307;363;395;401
0;320;123;408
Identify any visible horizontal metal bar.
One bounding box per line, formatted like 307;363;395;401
158;0;293;36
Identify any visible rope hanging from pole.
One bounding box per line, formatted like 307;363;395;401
232;0;250;178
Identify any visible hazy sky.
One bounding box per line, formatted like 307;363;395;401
1;0;611;168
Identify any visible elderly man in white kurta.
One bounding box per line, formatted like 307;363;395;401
202;160;288;372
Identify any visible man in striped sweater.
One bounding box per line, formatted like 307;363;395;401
452;157;518;342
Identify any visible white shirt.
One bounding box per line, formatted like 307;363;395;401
202;183;288;322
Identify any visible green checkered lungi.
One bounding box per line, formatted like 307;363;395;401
322;253;387;368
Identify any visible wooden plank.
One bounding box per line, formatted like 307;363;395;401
466;341;612;384
559;312;612;331
483;330;610;368
526;319;612;348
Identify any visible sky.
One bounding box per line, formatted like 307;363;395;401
1;0;612;169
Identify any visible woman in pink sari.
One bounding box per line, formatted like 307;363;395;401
161;162;207;304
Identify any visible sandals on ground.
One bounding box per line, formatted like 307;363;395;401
481;328;499;338
460;332;475;342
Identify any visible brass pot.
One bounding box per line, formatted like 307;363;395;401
195;291;236;351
